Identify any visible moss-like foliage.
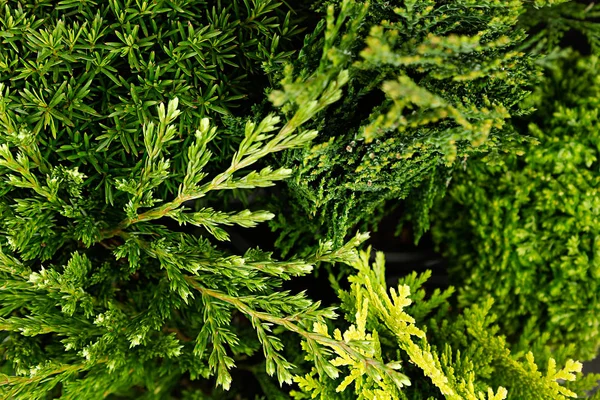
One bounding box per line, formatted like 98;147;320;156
268;0;573;254
432;55;600;363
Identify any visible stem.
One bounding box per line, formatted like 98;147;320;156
185;277;395;376
0;357;108;387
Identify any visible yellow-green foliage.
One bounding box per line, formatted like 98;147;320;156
432;55;600;364
292;249;590;400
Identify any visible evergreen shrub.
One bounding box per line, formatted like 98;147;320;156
292;249;597;400
0;0;306;202
0;0;599;399
269;0;569;252
432;54;600;365
0;1;379;397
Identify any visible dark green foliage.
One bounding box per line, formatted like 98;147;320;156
519;0;600;55
0;0;305;201
269;0;567;253
431;54;600;363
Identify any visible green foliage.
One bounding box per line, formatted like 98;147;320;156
268;0;563;253
0;90;381;397
519;1;600;55
1;0;599;399
291;249;593;400
0;0;307;202
431;54;600;363
0;1;388;396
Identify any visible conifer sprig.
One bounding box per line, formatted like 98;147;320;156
100;71;347;238
1;1;599;399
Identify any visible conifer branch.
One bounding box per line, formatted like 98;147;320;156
99;43;350;240
186;277;410;391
